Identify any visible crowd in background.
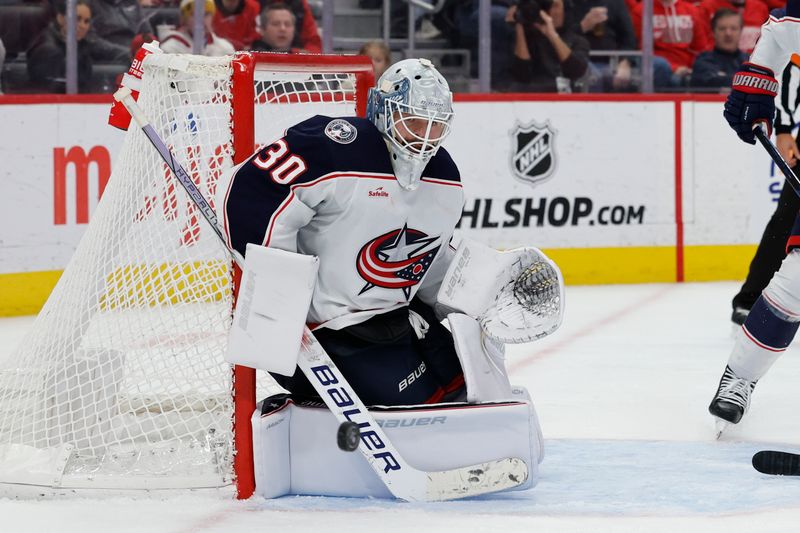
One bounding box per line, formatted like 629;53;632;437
443;0;772;92
0;0;324;93
0;0;779;94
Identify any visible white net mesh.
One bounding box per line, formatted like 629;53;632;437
0;53;363;493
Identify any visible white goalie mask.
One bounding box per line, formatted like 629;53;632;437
367;58;454;191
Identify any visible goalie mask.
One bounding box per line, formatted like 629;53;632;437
367;58;454;191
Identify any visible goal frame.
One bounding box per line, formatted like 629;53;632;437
0;52;374;500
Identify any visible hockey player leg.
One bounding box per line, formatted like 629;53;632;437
710;249;800;434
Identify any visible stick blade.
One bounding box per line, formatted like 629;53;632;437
752;450;800;476
424;457;529;501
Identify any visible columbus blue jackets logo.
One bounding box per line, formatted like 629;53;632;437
510;121;557;188
325;119;358;144
356;225;441;299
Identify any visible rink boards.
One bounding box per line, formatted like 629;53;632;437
0;94;781;315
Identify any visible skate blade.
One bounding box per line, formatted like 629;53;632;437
714;418;730;440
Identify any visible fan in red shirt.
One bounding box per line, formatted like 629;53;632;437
631;0;712;87
697;0;769;53
212;0;262;51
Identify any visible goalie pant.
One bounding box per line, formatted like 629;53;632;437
272;298;467;406
252;388;544;499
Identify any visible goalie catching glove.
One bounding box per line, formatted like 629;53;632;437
724;63;778;145
437;239;564;344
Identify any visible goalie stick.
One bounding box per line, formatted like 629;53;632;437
114;86;528;502
754;125;800;198
752;450;800;476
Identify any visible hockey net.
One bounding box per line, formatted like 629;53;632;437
0;52;372;497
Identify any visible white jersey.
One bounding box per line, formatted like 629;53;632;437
750;14;800;76
217;115;464;330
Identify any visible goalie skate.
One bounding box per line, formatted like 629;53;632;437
708;365;756;438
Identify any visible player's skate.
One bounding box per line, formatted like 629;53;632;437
709;365;757;438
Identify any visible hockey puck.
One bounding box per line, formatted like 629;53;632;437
337;421;360;452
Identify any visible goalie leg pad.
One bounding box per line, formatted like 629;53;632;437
252;393;542;499
448;313;512;403
251;395;292;499
511;385;545;464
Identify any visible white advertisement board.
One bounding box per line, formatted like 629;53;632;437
0;103;126;273
682;101;781;246
450;100;677;249
0;96;782;282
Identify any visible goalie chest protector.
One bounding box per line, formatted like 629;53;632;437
220;115;464;330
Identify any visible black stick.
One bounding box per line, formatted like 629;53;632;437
754;126;800;198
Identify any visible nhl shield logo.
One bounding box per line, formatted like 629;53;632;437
510;121;557;187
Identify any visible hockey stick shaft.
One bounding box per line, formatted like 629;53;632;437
754;126;800;198
114;87;526;501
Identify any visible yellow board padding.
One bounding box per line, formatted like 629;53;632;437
683;244;757;282
0;270;64;317
0;245;761;317
0;262;232;318
543;246;677;285
100;261;232;309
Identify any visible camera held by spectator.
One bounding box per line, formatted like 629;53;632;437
510;0;591;92
515;0;548;26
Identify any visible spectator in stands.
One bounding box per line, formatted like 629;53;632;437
442;1;516;89
161;0;235;55
88;0;154;61
697;0;768;53
359;40;391;80
690;8;747;89
509;0;590;92
27;0;95;93
251;3;299;52
213;0;261;50
631;0;711;90
259;0;321;52
571;0;637;91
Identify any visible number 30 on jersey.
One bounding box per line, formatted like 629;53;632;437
253;139;307;184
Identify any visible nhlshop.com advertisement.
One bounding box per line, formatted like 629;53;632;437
0;95;780;314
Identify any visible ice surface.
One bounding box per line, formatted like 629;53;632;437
3;282;800;533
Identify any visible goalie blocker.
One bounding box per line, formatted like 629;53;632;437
253;387;543;499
